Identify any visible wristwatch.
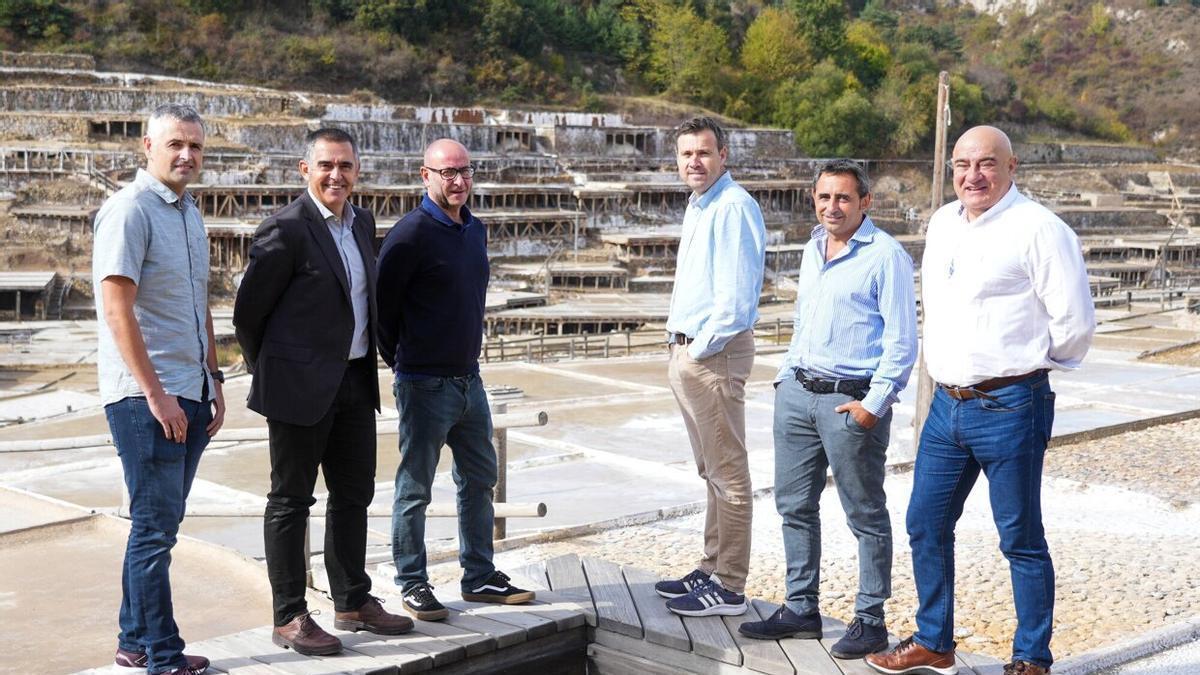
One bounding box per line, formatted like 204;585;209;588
211;369;225;384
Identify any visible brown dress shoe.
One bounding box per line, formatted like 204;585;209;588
865;636;958;675
335;595;415;635
272;611;342;656
1004;661;1049;675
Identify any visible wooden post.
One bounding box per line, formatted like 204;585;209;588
492;402;508;540
626;330;632;356
913;71;951;454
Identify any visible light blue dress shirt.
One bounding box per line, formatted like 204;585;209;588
775;217;918;418
666;171;766;360
308;188;370;360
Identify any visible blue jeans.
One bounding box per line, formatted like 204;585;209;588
773;377;892;625
908;375;1056;668
106;396;211;674
391;374;497;592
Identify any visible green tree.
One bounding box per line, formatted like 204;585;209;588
481;0;543;57
842;19;891;89
772;60;891;156
0;0;76;41
646;1;731;103
586;0;644;64
786;0;847;60
740;7;812;82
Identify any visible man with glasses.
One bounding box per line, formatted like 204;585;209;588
377;138;534;621
235;128;412;656
866;126;1094;675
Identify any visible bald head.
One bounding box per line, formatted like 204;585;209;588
951;125;1018;220
421;138;473;223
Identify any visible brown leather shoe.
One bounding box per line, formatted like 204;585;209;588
1004;661;1049;675
272;611;342;656
865;636;958;675
335;595;414;635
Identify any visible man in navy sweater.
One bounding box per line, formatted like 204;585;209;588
376;138;534;621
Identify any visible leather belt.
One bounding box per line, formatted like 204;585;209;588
796;371;870;400
939;369;1047;401
670;333;694;345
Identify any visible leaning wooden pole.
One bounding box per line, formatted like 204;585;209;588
913;71;951;454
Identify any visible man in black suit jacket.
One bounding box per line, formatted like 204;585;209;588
234;128;410;656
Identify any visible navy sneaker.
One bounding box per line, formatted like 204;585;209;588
738;605;822;640
830;617;889;659
654;568;711;599
665;579;747;617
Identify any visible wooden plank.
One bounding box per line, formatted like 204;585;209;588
431;627;588;675
405;617;497;659
209;626;396;674
440;607;528;649
500;568;588;631
186;634;300;675
723;600;795;675
956;650;997;675
750;600;840;675
332;627;456;670
543;553;593;605
581;556;643;639
620;565;691;652
441;591;558;640
817;615;899;675
510;562;598;627
591;629;745;675
587;643;697;675
680;612;743;666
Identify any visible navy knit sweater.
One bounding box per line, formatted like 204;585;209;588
376;196;489;376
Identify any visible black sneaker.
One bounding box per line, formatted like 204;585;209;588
403;582;449;621
462;570;536;604
830;617;889;659
738;604;822;639
654;568;711;599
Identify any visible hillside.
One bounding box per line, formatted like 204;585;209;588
1;0;1196;158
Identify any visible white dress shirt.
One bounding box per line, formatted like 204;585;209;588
309;188;370;360
922;182;1095;386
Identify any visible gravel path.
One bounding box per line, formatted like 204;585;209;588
428;419;1200;664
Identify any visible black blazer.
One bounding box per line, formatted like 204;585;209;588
233;193;380;426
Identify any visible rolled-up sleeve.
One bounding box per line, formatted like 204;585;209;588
860;248;918;417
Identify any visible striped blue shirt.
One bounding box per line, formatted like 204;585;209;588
776;217;918;417
666;171;766;360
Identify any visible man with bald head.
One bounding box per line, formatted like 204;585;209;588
867;126;1094;675
377;139;534;621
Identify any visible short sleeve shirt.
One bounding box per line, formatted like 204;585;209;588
93;169;211;405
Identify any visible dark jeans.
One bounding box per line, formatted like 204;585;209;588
773;377;892;625
391;373;497;592
908;375;1056;668
264;358;376;626
107;395;211;675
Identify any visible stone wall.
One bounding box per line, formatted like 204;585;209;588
0;86;293;118
0;113;88;141
0;51;94;69
218;119;501;154
1016;142;1159;164
1059;208;1169;234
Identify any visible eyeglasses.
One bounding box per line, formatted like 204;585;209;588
423;165;475;181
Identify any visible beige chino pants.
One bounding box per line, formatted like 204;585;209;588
667;329;755;593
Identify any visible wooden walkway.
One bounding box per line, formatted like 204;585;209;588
79;554;1006;675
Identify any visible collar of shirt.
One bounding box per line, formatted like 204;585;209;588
307;187;356;228
688;170;733;208
420;194;477;229
135;168;194;209
955;181;1021;226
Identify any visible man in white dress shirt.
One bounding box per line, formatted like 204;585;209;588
867;126;1094;675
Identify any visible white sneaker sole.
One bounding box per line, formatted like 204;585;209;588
666;602;748;617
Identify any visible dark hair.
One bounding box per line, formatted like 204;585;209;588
304;128;359;163
675;116;726;151
146;103;204;134
812;159;871;197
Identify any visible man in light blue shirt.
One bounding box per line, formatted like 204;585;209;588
739;160;916;659
655;117;766;618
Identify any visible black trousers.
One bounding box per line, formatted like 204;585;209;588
264;358;377;626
